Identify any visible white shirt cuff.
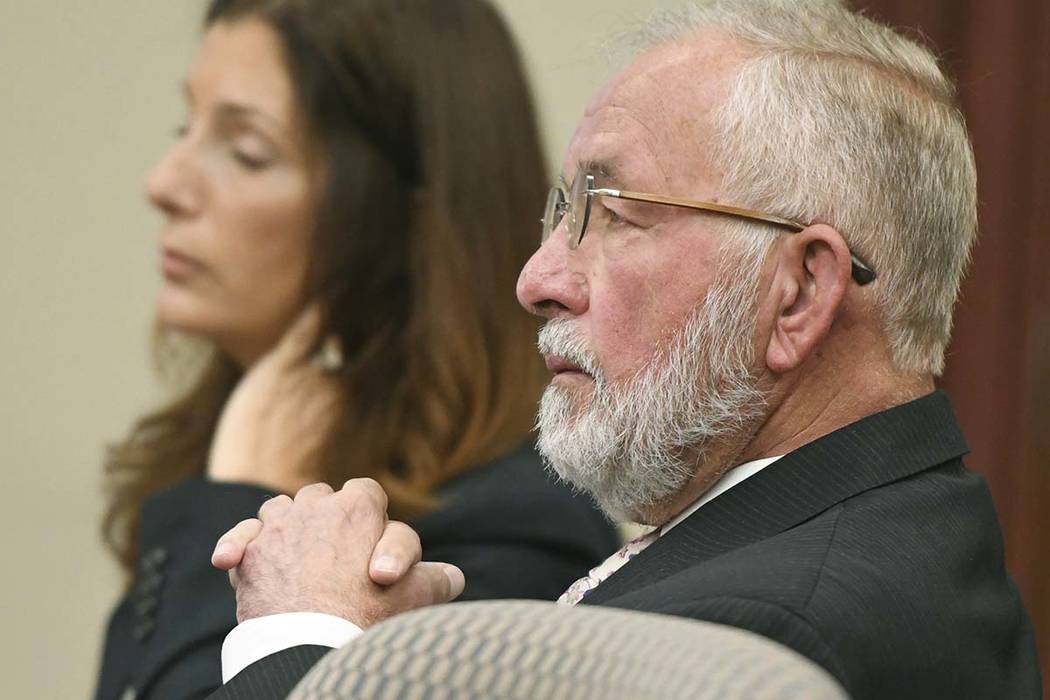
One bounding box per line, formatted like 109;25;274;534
220;612;363;683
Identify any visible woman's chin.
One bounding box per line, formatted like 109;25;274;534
155;290;218;338
154;290;286;367
154;314;245;365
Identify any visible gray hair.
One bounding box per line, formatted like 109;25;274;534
535;243;766;521
638;0;977;375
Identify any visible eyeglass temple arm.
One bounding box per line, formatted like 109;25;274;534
592;187;876;285
593;187;805;230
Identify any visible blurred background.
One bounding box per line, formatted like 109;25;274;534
0;1;1045;697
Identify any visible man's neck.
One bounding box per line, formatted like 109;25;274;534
742;368;934;462
640;362;934;527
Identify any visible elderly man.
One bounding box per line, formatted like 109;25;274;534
207;2;1042;698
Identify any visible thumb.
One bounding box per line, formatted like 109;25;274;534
394;562;465;608
212;517;263;571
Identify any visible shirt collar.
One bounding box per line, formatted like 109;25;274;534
660;455;784;535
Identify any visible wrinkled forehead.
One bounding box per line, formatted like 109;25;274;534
562;35;747;194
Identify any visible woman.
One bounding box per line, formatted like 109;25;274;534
93;1;618;698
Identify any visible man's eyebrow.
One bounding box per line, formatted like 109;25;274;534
580;159;619;185
560;159;621;190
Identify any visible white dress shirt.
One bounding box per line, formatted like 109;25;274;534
220;455;783;682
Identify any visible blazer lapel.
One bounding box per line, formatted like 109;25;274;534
582;390;968;606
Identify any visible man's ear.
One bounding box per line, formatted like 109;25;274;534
764;224;852;374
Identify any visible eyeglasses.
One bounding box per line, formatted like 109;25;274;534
541;171;876;286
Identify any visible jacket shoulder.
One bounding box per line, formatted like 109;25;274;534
610;461;1039;699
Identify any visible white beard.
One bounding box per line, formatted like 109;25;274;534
535;258;767;521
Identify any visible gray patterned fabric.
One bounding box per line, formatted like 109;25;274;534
288;600;848;699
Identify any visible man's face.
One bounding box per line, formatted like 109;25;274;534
516;38;768;521
518;38;753;390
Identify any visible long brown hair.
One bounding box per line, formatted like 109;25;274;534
104;0;550;576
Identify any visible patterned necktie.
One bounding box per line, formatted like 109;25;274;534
558;526;662;605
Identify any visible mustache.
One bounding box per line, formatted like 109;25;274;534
537;319;603;381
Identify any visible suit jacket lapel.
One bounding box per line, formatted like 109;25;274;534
582;391;968;606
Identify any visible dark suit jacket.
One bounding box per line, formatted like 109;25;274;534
208;392;1043;700
93;443;618;700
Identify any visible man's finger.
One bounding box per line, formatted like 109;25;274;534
337;478;389;520
258;494;293;522
294;482;334;503
394;562;466;608
369;521;422;585
212;518;263;570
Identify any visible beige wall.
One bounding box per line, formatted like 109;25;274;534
0;1;680;696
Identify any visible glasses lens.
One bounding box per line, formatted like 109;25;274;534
568;172;592;248
542;187;566;242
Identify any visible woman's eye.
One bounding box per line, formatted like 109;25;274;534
229;136;275;170
227;130;277;170
232;149;272;170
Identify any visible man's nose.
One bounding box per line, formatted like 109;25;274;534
516;231;589;319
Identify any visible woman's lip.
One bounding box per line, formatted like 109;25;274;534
161;248;202;280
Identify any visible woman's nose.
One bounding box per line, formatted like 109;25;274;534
145;138;201;219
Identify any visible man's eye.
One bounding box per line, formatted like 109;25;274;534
603;206;628;226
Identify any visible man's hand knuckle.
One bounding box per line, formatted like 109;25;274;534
259;494;290;517
340;486;364;510
360;478;387;506
295;482;332;500
343;477;373;492
339;478;385;514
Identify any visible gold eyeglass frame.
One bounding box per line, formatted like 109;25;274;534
542;172;876;286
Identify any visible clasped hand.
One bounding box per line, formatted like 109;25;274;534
212;479;465;627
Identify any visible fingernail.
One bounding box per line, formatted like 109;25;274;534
373;556;401;575
444;566;465;599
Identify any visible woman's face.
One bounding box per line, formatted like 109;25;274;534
147;17;316;366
